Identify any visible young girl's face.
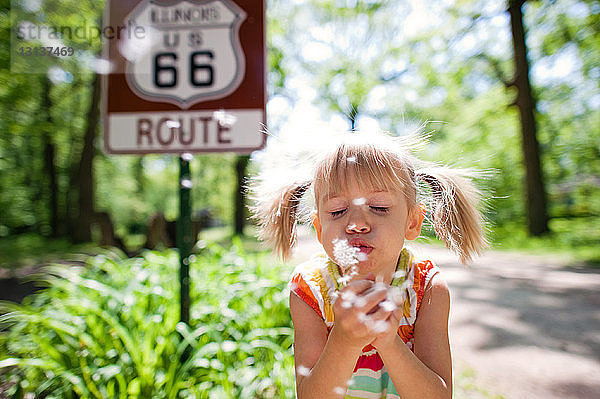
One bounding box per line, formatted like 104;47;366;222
314;176;423;283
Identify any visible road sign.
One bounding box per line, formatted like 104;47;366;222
102;0;265;154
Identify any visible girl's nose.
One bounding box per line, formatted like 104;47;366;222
346;219;370;234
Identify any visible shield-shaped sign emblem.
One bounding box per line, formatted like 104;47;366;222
121;0;247;109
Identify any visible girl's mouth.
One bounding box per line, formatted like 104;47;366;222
349;238;373;255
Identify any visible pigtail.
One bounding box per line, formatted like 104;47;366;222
249;180;312;261
416;167;488;263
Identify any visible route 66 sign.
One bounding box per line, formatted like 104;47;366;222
125;0;247;107
102;0;265;154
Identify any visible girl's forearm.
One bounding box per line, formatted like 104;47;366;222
378;337;451;399
296;329;363;399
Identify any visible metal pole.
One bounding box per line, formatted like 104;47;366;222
178;153;193;324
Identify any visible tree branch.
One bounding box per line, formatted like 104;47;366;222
474;52;516;88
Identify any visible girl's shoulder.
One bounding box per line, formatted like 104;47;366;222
288;253;338;326
404;247;441;282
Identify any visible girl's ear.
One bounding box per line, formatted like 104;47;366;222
405;204;425;241
311;212;323;244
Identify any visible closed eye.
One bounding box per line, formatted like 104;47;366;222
330;209;347;217
370;206;389;213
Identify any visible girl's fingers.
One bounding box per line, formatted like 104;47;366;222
342;279;374;295
365;303;393;321
355;284;388;313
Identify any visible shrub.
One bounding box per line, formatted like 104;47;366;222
0;240;295;398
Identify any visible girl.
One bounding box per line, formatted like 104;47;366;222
251;130;487;399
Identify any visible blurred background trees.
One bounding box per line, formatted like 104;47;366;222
0;0;598;261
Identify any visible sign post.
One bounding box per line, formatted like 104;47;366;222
103;0;266;324
178;153;193;324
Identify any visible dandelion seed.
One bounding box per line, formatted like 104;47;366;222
388;286;406;305
181;152;193;162
213;110;238;127
297;365;311;376
358;312;370;323
357;252;368;262
340;290;357;303
119;26;159;62
353;297;367;308
352;197;366;205
371;320;389;333
333;386;346;395
347;156;357;163
393;270;406;279
332;238;360;272
338;275;352;286
180;178;193;189
94;58;113;75
380;300;396;312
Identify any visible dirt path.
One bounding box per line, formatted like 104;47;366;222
291;227;600;399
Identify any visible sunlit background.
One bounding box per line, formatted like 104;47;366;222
1;0;599;397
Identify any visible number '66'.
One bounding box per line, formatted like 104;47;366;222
153;51;214;88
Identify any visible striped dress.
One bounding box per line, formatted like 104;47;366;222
289;247;440;399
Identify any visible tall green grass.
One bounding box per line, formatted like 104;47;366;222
0;240;295;398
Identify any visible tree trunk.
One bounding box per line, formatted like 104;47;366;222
508;0;549;235
41;77;59;237
71;73;101;243
234;155;250;235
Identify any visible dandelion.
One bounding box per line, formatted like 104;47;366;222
332;238;359;272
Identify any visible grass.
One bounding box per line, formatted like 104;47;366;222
454;366;506;399
419;217;600;267
489;217;600;267
0;241;295;398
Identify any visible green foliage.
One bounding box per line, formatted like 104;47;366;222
0;242;295;398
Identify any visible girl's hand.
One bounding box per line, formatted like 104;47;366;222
330;278;391;350
369;298;403;351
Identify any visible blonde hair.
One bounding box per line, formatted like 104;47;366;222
250;130;488;263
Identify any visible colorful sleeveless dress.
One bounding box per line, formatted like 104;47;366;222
289;247;440;399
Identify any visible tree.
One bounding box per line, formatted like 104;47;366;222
71;72;100;243
41;76;59;237
507;0;549;235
